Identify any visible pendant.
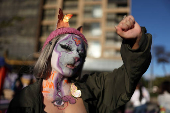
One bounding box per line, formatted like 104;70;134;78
70;83;81;98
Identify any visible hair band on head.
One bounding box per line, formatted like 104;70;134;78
42;8;87;50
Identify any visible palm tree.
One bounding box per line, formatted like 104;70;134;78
154;46;170;76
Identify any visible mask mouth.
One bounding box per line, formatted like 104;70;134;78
66;61;80;69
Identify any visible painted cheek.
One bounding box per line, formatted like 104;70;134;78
58;52;74;75
58;53;65;74
51;46;66;75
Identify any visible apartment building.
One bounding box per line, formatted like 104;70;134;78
39;0;130;71
0;0;130;71
0;0;41;61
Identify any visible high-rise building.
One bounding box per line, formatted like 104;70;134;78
0;0;131;72
38;0;131;71
0;0;41;63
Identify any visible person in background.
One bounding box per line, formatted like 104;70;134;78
158;81;170;113
0;57;11;98
130;82;150;113
12;72;23;97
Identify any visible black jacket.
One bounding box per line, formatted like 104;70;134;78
7;27;152;113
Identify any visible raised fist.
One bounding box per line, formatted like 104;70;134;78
116;15;142;39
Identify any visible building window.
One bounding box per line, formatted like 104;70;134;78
85;0;101;1
107;0;127;8
40;25;54;37
42;9;56;20
88;41;101;58
63;0;78;10
44;0;57;5
84;5;102;18
83;23;101;38
107;13;128;27
103;49;120;58
105;32;122;47
91;23;101;36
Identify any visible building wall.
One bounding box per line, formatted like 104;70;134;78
38;0;130;71
0;0;130;71
0;0;41;60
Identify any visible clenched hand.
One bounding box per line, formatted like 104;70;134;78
116;15;142;49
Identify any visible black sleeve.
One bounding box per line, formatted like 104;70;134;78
76;27;152;112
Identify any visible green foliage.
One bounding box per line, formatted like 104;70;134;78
153;76;170;87
0;16;24;28
154;46;170;75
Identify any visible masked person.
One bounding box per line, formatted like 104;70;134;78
7;9;152;113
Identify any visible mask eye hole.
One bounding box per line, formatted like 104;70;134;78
60;44;72;51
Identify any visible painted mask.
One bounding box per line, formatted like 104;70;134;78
51;34;86;77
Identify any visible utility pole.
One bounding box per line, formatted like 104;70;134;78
149;34;156;93
149;50;154;93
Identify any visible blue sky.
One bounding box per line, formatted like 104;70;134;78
131;0;170;78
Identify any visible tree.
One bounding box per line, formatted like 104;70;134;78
153;76;170;87
154;46;170;76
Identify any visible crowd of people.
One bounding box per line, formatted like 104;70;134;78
123;81;170;113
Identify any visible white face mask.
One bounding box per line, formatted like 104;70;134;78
51;34;86;77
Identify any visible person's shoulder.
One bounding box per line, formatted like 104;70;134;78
9;79;42;107
79;71;110;82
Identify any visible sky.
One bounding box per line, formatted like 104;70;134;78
131;0;170;78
